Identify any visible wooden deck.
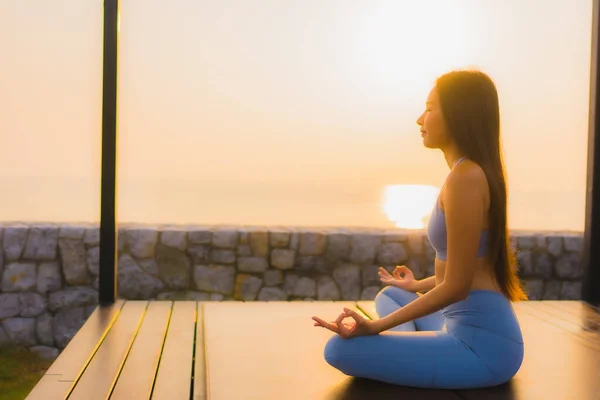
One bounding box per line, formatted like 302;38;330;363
25;299;600;400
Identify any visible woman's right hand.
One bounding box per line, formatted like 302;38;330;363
378;265;420;292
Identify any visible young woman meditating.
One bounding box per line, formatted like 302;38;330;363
312;69;527;389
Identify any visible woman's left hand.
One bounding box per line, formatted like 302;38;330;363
312;307;379;338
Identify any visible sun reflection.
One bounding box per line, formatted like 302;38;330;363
383;185;440;229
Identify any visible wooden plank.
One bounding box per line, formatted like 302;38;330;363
110;301;173;400
534;301;590;326
356;301;377;320
25;300;125;400
152;301;197;400
45;301;125;380
514;302;600;351
193;302;207;400
519;301;600;349
25;375;76;400
203;301;462;400
456;303;600;400
542;300;600;332
68;301;148;400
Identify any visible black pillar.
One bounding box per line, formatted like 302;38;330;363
583;0;600;308
99;0;119;306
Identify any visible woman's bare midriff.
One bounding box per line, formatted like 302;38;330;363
434;182;502;294
434;258;503;293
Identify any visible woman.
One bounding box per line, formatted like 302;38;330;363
312;69;528;389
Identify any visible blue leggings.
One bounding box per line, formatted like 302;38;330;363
323;287;524;389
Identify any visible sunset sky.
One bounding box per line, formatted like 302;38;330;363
0;0;593;231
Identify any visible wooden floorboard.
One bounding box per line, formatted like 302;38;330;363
68;301;148;400
152;301;197;400
110;301;172;400
203;301;462;400
26;299;600;399
193;302;207;400
540;300;600;333
516;301;600;350
25;300;125;400
355;301;377;320
544;300;599;315
24;375;77;400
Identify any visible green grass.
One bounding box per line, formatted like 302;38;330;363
0;347;53;400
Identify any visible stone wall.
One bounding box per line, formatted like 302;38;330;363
0;223;585;358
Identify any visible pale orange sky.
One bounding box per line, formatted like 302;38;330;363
0;0;593;231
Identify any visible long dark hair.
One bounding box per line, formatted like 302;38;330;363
436;70;528;302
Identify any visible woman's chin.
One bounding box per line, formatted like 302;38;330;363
421;137;435;149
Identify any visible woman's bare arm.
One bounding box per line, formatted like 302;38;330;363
414;276;437;292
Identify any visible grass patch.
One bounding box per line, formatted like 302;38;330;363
0;346;53;400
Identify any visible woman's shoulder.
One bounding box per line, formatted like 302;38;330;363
439;160;490;214
445;159;489;197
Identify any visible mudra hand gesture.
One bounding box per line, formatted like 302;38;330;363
312;307;378;339
378;265;419;292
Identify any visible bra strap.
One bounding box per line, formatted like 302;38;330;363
453;156;467;169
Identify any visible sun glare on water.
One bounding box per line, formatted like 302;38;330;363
383;185;441;229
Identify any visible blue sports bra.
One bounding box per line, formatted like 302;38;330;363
426;157;489;261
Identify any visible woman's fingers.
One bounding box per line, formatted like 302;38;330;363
313;308;366;338
343;307;365;323
335;313;351;337
380;277;394;285
378;267;393;279
381;266;412;281
395;265;411;275
394;265;412;280
335;313;345;326
378;266;391;274
312;316;339;333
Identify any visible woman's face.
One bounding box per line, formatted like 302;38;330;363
416;86;451;149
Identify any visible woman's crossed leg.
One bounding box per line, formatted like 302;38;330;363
374;286;444;332
322;286;497;389
323;328;496;389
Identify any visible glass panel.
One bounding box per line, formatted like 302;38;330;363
118;0;592;231
0;0;103;222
